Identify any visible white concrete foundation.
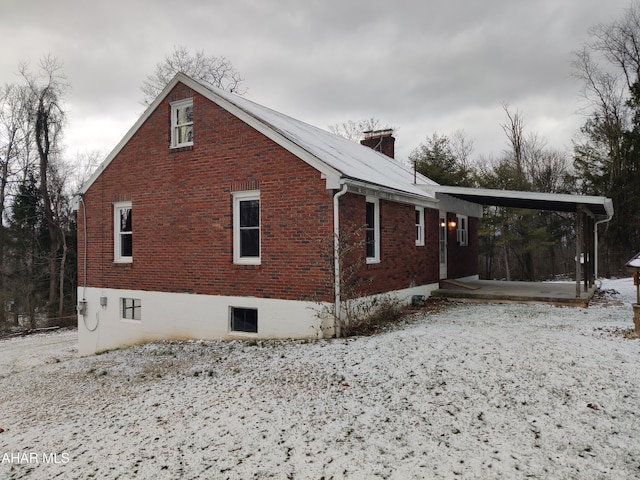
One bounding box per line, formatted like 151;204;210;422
77;287;330;355
77;282;441;355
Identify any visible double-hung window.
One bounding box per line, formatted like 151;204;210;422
457;214;469;246
233;191;260;264
415;207;425;246
366;197;380;263
114;201;132;262
171;99;193;148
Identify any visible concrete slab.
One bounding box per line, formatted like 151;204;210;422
431;279;595;307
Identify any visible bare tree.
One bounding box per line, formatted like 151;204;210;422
450;129;475;173
501;103;527;189
21;55;68;317
141;45;245;105
0;83;32;328
328;118;394;142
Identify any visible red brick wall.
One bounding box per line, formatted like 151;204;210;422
78;83;335;302
77;82;464;305
338;193;440;296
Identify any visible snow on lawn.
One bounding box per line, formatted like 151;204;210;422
1;279;640;480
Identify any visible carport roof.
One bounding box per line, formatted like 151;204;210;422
423;185;614;217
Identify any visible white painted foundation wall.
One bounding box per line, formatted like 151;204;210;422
77;282;440;355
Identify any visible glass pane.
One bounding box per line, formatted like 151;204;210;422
240;229;260;257
134;299;141;320
240;200;259;227
121;233;132;257
416;210;420;225
120;208;132;232
176;125;193;144
176;105;193;125
232;308;258;333
366;229;375;258
366;202;375;227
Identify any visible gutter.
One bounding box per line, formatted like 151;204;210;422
333;183;349;337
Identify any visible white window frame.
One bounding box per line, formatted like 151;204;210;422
415;207;425;246
457;214;469;246
121;298;141;321
114;201;132;263
233;190;261;265
170;98;193;148
366;197;380;264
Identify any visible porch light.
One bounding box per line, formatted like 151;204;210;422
440;220;446;228
448;220;457;229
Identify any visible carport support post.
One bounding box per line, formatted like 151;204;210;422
575;207;583;298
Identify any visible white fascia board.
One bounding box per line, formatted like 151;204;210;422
344;179;439;208
434;193;484;218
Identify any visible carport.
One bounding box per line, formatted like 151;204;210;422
423;185;614;303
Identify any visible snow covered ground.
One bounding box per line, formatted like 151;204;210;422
1;278;640;479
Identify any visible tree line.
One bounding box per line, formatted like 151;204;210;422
0;57;76;331
408;2;640;281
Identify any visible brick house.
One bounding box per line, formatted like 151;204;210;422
76;73;481;355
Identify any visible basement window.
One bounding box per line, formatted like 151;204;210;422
231;307;258;333
171;98;193;148
121;298;141;321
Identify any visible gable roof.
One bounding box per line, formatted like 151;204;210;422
80;73;437;205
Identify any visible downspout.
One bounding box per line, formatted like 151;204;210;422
333;183;349;337
79;196;87;301
594;214;613;282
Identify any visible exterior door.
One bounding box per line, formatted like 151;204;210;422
439;212;447;279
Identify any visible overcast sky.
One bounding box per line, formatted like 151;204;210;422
0;0;633;164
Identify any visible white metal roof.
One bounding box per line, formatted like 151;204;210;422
79;73;614;220
422;185;614;218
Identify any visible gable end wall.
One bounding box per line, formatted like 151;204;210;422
78;83;335;303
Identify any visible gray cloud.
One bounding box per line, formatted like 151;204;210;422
0;0;632;163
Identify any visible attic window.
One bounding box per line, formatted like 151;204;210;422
171;98;193;148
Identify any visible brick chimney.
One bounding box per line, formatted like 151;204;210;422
360;129;395;159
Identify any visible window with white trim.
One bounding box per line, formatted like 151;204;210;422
233;190;260;264
457;214;468;246
114;201;132;262
171;99;193;148
415;207;425;246
366;197;380;263
121;298;141;321
231;307;258;333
